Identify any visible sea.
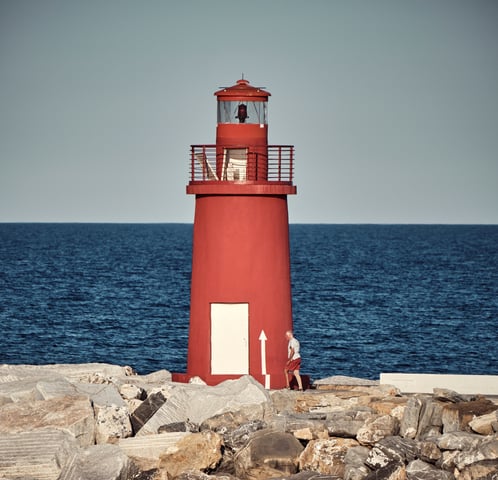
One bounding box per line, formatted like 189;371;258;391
0;223;497;382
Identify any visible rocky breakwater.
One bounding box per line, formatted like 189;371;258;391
0;364;497;480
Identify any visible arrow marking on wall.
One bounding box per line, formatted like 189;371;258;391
259;330;268;376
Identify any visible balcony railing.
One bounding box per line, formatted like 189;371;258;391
189;145;294;183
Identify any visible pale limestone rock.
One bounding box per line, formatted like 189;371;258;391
94;404;132;444
469;410;498;435
0;362;132;383
119;431;189;471
139;375;270;435
0;377;46;403
436;432;484;451
357;414;399;446
138;368;172;384
189;375;207;385
36;378;79;399
299;437;359;476
125;397;143;414
314;376;380;387
0;428;78;480
158;431;223;479
235;429;304;480
0;395;95;446
405;459;453;480
119;382;145;400
58;443;134;480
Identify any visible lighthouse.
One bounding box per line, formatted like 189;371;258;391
180;78;296;389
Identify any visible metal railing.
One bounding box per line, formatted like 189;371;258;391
189;145;294;183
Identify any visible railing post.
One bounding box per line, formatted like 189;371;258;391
289;146;294;183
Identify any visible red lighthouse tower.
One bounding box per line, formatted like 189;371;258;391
182;78;296;389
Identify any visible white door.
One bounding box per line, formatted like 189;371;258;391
211;303;249;375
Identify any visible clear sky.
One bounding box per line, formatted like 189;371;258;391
1;0;497;224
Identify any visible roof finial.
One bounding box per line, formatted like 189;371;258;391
241;72;244;80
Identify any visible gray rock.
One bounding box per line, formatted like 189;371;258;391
94;404;133;444
357;415;399;446
406;459;454;480
158;431;223;478
432;389;468;403
58;443;134;480
364;460;406;480
235;429;304;479
0;428;78;480
453;438;498;470
436;432;484;451
458;459;498;480
344;445;371;480
119;431;189;471
376;436;419;464
279;412;329;440
138;375;270;436
418;440;442;463
201;411;266;450
400;396;423;439
75;382;126;407
314;376;380;387
417;398;444;439
299;437;360;476
327;411;370;438
0;377;46;403
0;395;95;447
0;362;132;383
158;420;199;433
131;390;167;434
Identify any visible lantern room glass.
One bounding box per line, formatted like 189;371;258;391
217;101;268;124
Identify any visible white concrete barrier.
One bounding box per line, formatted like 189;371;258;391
380;373;498;395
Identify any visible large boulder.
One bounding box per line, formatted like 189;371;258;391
0;428;78;480
299;437;359;476
58;443;134;480
119;431;190;471
157;431;223;479
0;395;95;446
357;415;399;446
441;398;497;433
234;429;304;479
138;375;271;435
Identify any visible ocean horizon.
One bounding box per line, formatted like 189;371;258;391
1;223;497;381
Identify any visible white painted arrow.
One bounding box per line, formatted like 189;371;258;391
259;330;268;375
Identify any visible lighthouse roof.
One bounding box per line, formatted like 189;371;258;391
214;78;271;100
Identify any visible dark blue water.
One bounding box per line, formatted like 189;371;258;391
0;224;497;381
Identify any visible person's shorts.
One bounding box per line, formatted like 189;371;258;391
286;358;301;372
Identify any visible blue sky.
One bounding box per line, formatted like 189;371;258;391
1;0;497;223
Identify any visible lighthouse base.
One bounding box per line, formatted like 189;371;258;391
171;372;311;391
